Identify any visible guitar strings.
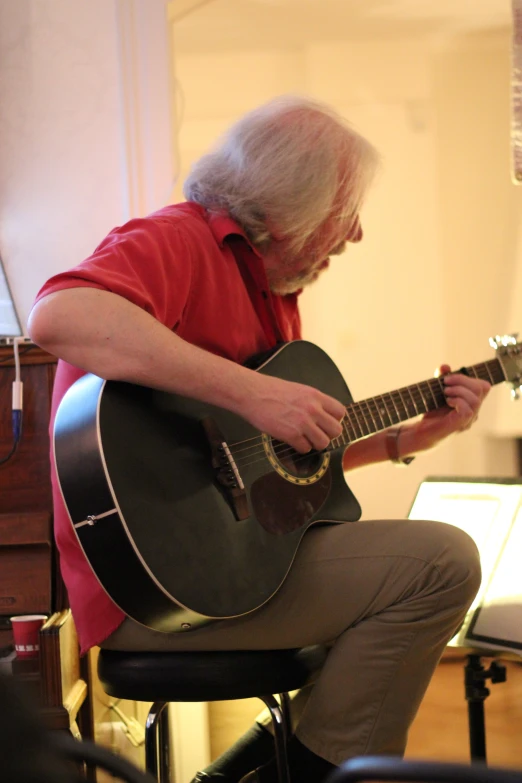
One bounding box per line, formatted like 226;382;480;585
227;410;376;470
214;362;500;472
225;383;434;457
226;388;430;458
228;403;412;470
230;438;317;466
226;411;353;455
233;441;314;466
230;429;351;470
230;443;329;472
228;406;382;467
226;364;494;457
225;434;321;468
232;428;361;471
228;414;349;458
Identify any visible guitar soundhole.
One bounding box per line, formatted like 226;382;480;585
261;434;330;485
271;440;323;479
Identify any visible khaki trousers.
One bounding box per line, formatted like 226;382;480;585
102;518;481;765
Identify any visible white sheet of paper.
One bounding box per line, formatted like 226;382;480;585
408;480;522;653
466;504;522;649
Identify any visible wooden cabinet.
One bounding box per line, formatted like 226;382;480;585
0;343;66;647
0;511;53;617
0;343;93;760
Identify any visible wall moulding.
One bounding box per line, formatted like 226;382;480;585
114;0;175;219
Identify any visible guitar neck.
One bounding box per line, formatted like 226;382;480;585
339;357;505;445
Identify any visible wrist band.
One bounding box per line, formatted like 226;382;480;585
386;425;415;466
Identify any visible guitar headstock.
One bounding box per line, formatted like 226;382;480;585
490;334;522;399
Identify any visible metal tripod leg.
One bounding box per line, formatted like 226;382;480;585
464;654;507;763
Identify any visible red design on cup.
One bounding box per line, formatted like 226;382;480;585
10;615;48;659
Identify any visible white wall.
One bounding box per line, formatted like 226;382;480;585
173;27;520;520
0;0;175;327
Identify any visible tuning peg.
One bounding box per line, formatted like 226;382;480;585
511;385;521;401
490;334;519;349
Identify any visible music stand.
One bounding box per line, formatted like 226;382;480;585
408;476;522;763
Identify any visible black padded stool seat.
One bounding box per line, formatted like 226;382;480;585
98;645;329;702
97;645;329;783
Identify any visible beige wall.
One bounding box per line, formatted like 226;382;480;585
172;26;520;523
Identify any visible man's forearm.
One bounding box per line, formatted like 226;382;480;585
27;288;257;413
342;425;422;472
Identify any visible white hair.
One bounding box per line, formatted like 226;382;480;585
183;95;380;255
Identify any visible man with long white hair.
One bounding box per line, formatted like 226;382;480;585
28;95;489;783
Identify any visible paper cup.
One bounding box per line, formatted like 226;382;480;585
10;615;47;659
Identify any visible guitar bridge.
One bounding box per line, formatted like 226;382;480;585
201;417;249;521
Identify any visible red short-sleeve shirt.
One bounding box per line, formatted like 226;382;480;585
35;202;302;654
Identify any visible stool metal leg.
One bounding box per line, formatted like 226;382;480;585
145;701;170;783
278;692;293;738
158;703;171;783
259;694;290;783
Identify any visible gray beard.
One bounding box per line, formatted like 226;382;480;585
268;267;323;296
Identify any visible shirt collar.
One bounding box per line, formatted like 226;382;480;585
205;209;263;258
203;206;302;299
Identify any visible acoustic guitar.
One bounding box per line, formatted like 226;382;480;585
54;336;522;632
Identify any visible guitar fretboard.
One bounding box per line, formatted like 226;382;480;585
330;357;504;448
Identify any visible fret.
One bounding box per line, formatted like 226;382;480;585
436;376;445;397
406;388;420;414
422;380;439;410
367;397;386;429
434;379;447;407
339;420;349;447
354;403;372;436
397;389;408;416
483;361;495;384
398;387;418;418
415;383;429;412
406;386;420;415
362;399;379;433
375;397;393;428
493;358;505;383
425;380;438;408
331;434;342;449
346;410;364;440
382;393;401;425
390;391;407;420
391;392;404;420
342;414;358;442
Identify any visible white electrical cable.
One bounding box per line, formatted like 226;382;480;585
12;337;24;444
0;337;26;465
13;336;21;384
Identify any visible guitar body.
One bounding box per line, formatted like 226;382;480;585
54;340;362;631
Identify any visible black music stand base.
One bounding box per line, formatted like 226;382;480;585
464;654;507;763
